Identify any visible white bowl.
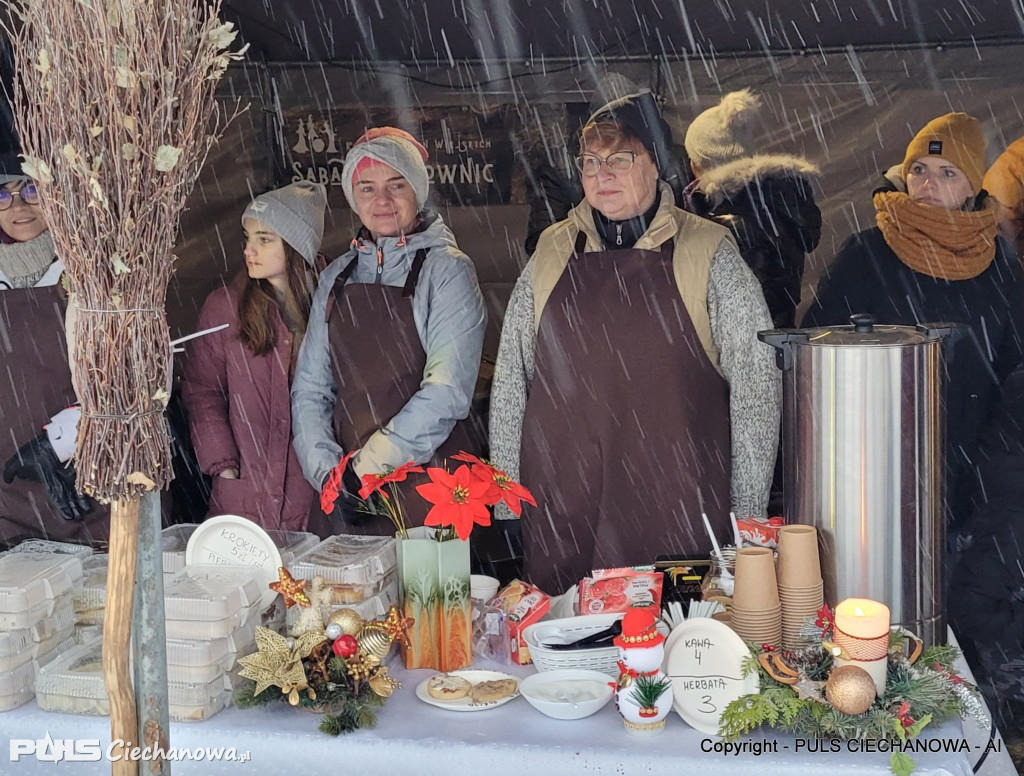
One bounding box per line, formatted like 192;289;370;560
470;574;500;603
519;669;614;720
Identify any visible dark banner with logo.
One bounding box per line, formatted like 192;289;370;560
283;105;518;207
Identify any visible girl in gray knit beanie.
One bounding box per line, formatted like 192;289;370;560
181;181;329;531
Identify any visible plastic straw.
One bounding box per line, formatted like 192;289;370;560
701;511;726;565
729;511;743;547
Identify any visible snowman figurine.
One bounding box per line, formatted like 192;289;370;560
614;609;673;736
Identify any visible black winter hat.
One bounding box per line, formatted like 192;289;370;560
0;152;28;185
585;91;674;179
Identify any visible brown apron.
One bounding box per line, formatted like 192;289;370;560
310;248;479;536
520;232;732;594
0;282;110;548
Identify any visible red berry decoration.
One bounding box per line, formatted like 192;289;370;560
333;634;358;658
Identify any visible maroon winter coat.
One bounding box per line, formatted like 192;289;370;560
182;278;315;531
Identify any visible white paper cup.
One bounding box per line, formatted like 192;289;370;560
470;574;500;603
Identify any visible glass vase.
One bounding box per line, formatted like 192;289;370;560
396;526;472;671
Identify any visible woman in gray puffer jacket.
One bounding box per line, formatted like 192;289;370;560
291;128;487;534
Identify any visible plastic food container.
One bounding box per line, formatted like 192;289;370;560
35;639;232;717
162;524;200;576
0;637;75;712
171;688;232;722
291;535;396;585
164;600;262;641
0;659;39;712
266;530;320;567
73;555;109;625
284;575;400;628
0;591;75;631
0;603;75;672
0;553;84;614
164;566;264;620
7;539;93;559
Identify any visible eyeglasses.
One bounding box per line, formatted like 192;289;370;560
574;151;637;177
0;183;40;211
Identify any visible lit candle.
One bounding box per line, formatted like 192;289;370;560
834;599;890;640
833;598;890;696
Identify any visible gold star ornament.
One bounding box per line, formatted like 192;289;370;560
377;605;414;649
269;567;310;608
237;626;325;703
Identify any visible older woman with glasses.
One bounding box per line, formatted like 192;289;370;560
0;153;106;548
490;93;780;593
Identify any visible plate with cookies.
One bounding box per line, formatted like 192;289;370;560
416;670;520;711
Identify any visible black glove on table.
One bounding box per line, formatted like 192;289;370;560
2;434;93;521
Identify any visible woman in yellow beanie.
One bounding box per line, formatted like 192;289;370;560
803;112;1024;531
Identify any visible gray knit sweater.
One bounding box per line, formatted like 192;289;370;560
490;238;781;520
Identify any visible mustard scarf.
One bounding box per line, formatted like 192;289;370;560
873;191;998;281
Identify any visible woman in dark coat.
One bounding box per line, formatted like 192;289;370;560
183;181;327;531
803;113;1024;531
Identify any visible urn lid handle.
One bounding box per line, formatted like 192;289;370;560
849;313;875;333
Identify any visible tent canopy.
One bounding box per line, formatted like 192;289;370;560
223;0;1024;63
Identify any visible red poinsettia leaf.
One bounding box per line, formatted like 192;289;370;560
452;451;488;467
415;481;457;505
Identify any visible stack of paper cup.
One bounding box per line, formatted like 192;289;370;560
776;525;824;649
729;547;782;645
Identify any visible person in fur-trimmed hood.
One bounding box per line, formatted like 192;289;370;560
684;89;821;329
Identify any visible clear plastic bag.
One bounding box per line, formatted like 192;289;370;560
472;601;511;664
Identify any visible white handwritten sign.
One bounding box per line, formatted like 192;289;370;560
662;617;759;735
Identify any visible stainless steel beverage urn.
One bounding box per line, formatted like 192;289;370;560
759;314;951;646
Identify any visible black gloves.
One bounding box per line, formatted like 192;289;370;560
3;434;93;521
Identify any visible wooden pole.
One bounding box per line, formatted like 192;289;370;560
132;490;170;775
103;497;140;776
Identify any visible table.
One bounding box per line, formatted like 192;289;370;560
2;659;1015;776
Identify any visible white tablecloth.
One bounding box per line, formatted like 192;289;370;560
2;658;1015;776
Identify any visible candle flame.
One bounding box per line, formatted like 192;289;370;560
854;607;865;617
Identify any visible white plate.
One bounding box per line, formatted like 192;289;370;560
663;617;759;735
185;515;283;610
414;669;521;712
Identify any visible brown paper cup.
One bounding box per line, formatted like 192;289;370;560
775;525;822;588
732;547;780;610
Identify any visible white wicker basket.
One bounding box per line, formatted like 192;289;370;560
522;613;624;677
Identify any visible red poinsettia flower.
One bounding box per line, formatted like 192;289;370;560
381;461;425;486
897;701;915;729
321;450;356;513
450;451;537;516
815;604;835;636
416;464;492;541
358;472;387;500
358;461;425;499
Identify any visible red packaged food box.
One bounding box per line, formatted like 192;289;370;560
736;516;786;548
490;580;551;665
577;566;663;617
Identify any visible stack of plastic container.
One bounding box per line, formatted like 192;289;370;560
72;554;108;644
161;524;199;579
286;535;398;630
35;637;235;721
162;525;318;581
36;565;266;721
0;551;83;710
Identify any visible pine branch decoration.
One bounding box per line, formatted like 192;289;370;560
4;0;246;501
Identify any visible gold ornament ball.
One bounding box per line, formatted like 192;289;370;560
825;665;876;715
356;622;394;661
327;608;364;637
